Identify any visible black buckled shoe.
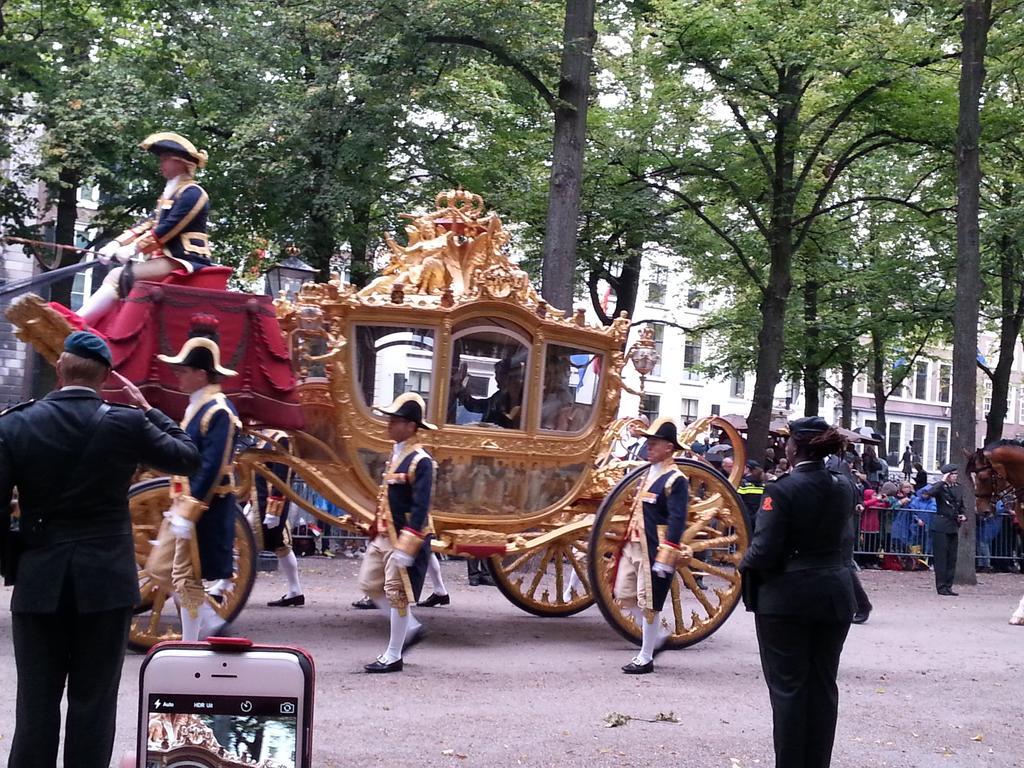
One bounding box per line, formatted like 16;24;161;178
417;592;451;607
852;611;870;624
351;596;376;609
621;659;654;675
268;594;305;608
364;657;403;673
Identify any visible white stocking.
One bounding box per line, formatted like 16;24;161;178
406;606;422;634
426;554;448;595
1011;593;1024;625
278;551;303;597
198;601;225;639
180;605;202;642
382;608;410;663
635;615;659;665
79;281;119;325
563;569;583;602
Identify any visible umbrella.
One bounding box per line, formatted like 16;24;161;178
854;426;884;445
836;427;865;444
706;443;734;456
720;413;747;431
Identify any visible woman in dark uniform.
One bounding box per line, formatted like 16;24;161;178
739;416;856;768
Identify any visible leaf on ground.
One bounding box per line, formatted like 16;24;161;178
654;712;679;723
604;712;631;728
971;734;984;742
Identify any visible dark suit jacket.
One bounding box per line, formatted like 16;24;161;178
928;481;964;534
0;389;199;613
739;462;856;621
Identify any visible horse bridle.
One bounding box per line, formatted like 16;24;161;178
970;450;1024;512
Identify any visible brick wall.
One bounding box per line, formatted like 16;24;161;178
0;247;37;408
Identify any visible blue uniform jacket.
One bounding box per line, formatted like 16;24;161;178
384;446;434;601
133;181;211;270
183;389;240;580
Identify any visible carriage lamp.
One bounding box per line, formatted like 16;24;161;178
627;325;660;398
266;251;318;300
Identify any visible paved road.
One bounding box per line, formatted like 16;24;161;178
0;560;1020;767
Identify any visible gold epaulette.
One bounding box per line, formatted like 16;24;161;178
200;395;242;436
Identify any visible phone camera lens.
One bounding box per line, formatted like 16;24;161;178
194;672;201;679
222;662;227;668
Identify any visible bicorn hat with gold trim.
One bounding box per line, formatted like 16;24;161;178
641;416;683;451
373;392;437;430
158;314;236;377
140;132;208;169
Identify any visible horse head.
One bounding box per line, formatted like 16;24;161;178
966;447;998;516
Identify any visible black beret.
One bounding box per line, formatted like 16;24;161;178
789;415;830;438
940;463;958;474
746;459;762;470
64;330;112;367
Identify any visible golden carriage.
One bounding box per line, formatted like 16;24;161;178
7;189;750;651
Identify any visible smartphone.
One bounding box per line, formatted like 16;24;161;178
138;641;314;768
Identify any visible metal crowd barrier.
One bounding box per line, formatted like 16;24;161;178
852;504;1023;571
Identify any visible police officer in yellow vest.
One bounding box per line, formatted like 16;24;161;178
613;417;689;674
358;393;436;673
80;132;212;326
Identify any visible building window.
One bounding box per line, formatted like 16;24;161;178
1009;387;1017;424
935;426;949;470
650;323;665;378
686;289;704;309
1019;386;1024;424
912;425;925;462
864;376;875;396
887;422;902;459
646;265;667;305
730;376;745;398
682;333;702;381
680;398;699;424
983;382;992;418
914;362;928;400
639;394;661;423
938;364;951;403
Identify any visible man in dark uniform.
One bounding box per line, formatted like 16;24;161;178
144;315;241;640
80;131;213;325
740;416;857;768
358;393;436;673
612;417;689;674
254;430;305;606
737;459;765;532
0;331;199;768
929;463;966;596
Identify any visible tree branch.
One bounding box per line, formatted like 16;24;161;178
425;34;557;111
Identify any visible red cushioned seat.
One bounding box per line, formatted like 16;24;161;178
163;265;233;291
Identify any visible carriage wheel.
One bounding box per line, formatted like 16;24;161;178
128;477;257;652
588;458;749;648
489;519;595;617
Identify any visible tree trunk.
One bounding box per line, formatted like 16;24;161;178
802;277;820;415
540;0;595;312
746;66;801;458
871;331;888;441
840;357;854;428
348;197;374;288
48;166;81;308
983;209;1024;444
951;0;991;585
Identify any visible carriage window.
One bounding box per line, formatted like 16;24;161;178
540;344;602;433
448;325;528;429
355;326;435;413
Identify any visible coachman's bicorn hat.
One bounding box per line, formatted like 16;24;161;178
641;416;684;451
158;314;236;377
373;393;437;430
140;132;208;169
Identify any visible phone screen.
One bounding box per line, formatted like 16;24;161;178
144;693;298;768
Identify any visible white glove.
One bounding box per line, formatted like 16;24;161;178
391;550;415;568
114;244;136;264
263;513;281;530
652;561;675;577
169;513;194;540
96;241;120;265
